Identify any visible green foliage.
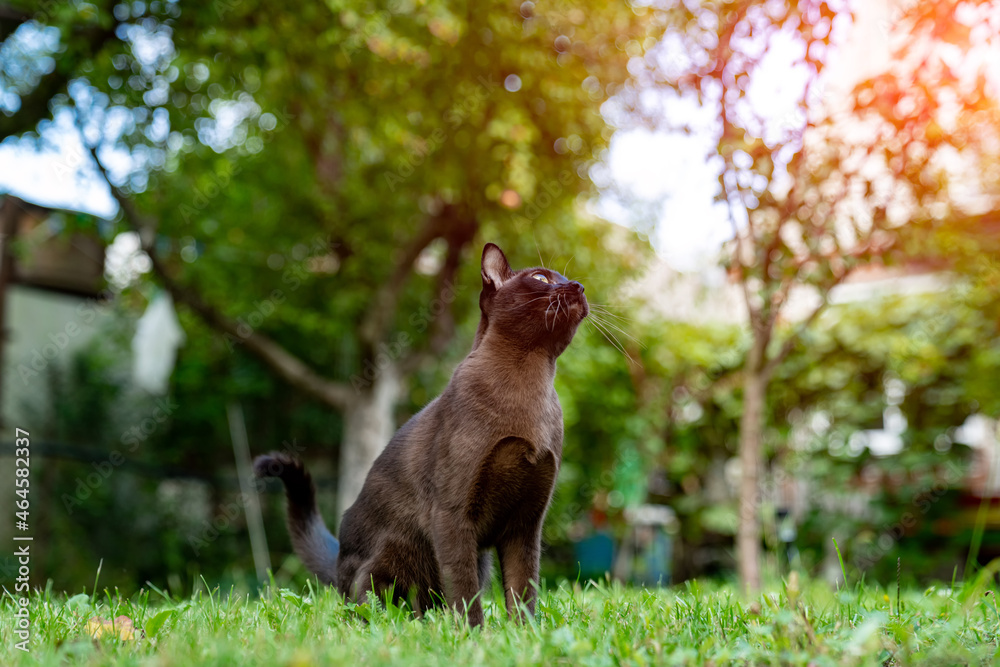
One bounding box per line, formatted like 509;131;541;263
3;0;657;372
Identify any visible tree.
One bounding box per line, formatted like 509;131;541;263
1;0;654;515
619;0;867;593
620;0;1000;591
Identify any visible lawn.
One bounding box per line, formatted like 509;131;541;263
2;574;999;666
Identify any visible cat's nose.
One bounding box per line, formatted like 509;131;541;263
568;281;584;294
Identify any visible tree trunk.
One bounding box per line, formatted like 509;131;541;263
737;359;766;595
337;361;401;522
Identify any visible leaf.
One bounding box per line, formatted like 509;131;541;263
143;609;175;638
66;593;92;614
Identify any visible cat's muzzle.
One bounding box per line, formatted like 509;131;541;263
562;282;589;321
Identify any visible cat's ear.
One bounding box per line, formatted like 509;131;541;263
481;243;515;289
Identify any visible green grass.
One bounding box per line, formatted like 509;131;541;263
2;575;999;666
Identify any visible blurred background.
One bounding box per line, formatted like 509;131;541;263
0;0;998;597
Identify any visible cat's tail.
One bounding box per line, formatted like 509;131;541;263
254;453;339;585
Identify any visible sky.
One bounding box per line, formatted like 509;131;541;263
593;24;823;271
0;2;890;273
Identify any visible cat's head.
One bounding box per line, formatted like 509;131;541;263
474;243;588;356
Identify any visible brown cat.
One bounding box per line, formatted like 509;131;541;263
255;242;588;625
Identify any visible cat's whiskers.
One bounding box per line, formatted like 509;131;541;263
589;304;630;318
544;298;556;332
576;299;642;348
533;235;547;270
588;305;641;344
509;295;552;313
588;303;632;318
586;317;627;356
585;316;641;367
588;311;644;348
591;310;640;343
589;310;631;329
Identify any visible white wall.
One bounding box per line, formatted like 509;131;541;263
1;285;115;543
3;285;116;425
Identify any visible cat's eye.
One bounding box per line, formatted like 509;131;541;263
532;273;549;284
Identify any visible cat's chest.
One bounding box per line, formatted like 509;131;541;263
464;381;561;450
443;353;564;452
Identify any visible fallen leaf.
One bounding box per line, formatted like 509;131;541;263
86;615;137;641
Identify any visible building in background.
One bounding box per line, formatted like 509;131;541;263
0;194;113;542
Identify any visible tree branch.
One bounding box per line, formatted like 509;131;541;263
760;289;830;380
398;213;477;375
359;203;479;358
0;5;31;41
715;1;759;334
87;146;355;411
760;246;873;380
357;211;451;351
690;364;745;406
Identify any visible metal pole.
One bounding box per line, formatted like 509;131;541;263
227;401;271;584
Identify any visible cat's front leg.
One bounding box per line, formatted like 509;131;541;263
497;526;542;621
432;509;484;626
